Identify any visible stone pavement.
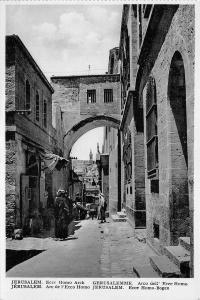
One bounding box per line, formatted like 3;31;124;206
7;218;156;277
99;220;156;277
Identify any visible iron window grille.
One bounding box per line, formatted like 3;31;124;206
146;77;159;179
104;89;113;103
87;90;96;103
36;91;39;121
43;99;47;127
25;80;31;111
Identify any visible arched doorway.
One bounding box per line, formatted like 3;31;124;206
63;115;120;158
168;51;189;244
64;117;121;217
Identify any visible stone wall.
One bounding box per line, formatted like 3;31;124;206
108;129;118;214
51;74;121;135
139;5;194;252
129;117;145;229
6;65;15;111
51;74;121;157
14;41;53;132
6;36;67;235
6;135;17;236
79;77;120;117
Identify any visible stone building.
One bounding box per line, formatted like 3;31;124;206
51;74;121;159
6;35;68;236
119;5;146;230
119;5;194;276
72;155;99;204
100;48;121;214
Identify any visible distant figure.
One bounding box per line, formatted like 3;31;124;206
54;190;69;240
90;203;97;220
99;193;106;223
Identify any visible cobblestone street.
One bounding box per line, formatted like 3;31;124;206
7;219;155;278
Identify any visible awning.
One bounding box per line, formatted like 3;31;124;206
71;170;81;182
41;152;69;172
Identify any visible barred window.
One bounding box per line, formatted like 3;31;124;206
87;90;96;103
104;89;113;103
36;91;39;121
43;99;47;127
146;77;159;179
25;80;31;110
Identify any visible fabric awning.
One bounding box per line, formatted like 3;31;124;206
41;152;69;172
71;170;81;182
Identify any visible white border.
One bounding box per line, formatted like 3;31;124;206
1;1;199;300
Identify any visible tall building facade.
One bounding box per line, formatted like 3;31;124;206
101;48;121;214
118;5;194;276
6;35;68;236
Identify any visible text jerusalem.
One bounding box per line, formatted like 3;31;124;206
11;280;42;289
92;281;132;290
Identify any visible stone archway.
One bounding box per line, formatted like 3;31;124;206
168;51;189;244
63;115;120;158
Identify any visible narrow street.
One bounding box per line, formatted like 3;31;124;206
6;219;155;278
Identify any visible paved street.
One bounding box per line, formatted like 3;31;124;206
6;219;155;278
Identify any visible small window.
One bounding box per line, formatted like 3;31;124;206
127;187;129;194
153;223;159;239
36;91;39;121
87;90;96;103
25;80;31;111
146;77;159;179
151;179;159;193
104;89;113;103
130;186;132;194
43;99;47;127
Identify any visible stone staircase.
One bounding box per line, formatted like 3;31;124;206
133;237;190;278
111;210;127;222
149;237;190;278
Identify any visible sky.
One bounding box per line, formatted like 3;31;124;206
6;5;122;159
70;127;104;160
6;5;122;77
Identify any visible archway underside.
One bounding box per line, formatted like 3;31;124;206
64;115;120;158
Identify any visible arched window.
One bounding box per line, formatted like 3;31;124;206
168;51;187;164
25;80;30;111
146;77;158;179
35;91;39;121
43;99;47;127
168;51;189;243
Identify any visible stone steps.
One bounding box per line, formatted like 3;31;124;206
150;255;181;278
131;236;191;278
179;237;190;252
117;211;126;218
111;214;127;222
148;236;191;278
133;265;160;278
163;245;190;276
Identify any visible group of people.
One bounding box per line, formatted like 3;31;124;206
88;193;107;223
54;190;108;240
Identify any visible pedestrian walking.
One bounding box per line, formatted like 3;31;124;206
54;190;69;240
99;193;106;223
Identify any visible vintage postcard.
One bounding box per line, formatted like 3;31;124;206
0;1;199;300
